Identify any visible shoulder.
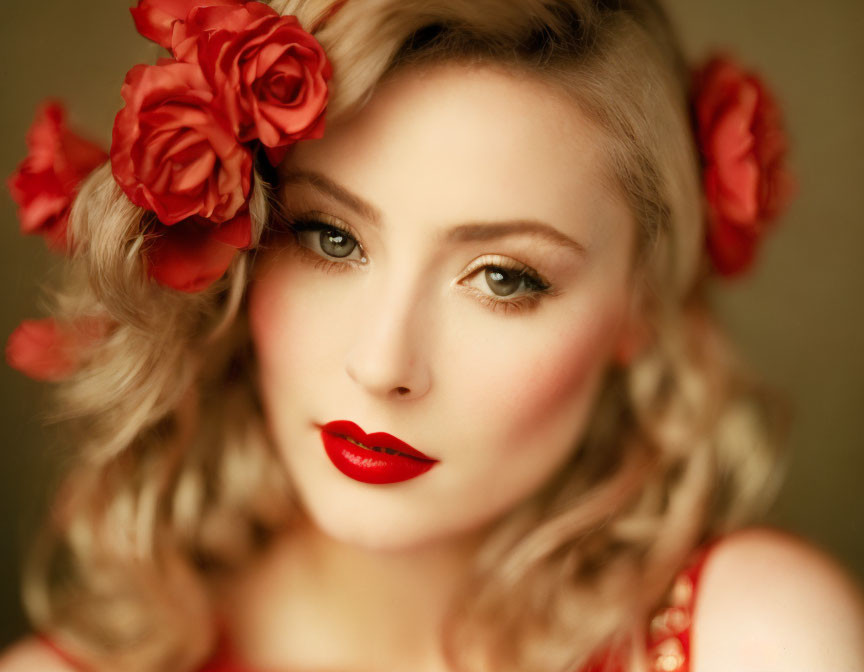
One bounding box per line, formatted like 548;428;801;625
0;637;78;671
691;525;864;672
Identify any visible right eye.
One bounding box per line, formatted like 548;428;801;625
289;217;368;266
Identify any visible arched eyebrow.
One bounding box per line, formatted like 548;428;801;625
280;169;587;257
282;169;381;223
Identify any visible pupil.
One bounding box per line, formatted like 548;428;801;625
486;267;521;296
321;229;356;258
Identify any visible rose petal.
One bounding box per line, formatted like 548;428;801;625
6;318;79;381
111;60;251;225
208;210;251;248
8;100;107;252
172;150;218;192
145;220;240;292
131;0;249;49
263;144;291;167
706;215;758;277
693;55;794;277
178;6;331;151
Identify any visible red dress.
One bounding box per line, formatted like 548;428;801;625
39;538;719;672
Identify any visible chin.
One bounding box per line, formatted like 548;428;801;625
298;491;486;553
306;502;427;551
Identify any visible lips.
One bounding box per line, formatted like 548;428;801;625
321;420;436;460
319;419;439;484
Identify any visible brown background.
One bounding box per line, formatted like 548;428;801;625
1;0;862;647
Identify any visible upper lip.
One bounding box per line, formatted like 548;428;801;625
320;420;438;461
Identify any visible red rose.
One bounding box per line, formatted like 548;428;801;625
109;1;333;292
111;59;252;225
8;101;108;252
172;3;332;165
5;316;110;381
693;56;795;276
130;0;249;50
145;210;251;292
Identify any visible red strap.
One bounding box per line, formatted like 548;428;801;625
36;633;91;671
644;536;722;672
196;616;256;672
39;630;247;672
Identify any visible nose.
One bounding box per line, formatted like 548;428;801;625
343;276;432;401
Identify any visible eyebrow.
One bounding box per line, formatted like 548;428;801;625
280;169;587;256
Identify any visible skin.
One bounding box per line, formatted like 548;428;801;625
249;61;639;553
235;61;643;671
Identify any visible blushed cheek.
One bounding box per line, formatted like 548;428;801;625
247;259;347;408
247;269;283;375
471;309;624;456
246;260;308;397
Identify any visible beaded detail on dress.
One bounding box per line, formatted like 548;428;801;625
578;538;718;672
645;557;702;672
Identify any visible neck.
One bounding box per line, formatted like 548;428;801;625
214;511;487;672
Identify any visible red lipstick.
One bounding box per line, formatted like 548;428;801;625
319;420;439;484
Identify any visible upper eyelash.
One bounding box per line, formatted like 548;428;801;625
285;217;555;314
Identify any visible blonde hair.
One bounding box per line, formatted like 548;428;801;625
23;1;789;671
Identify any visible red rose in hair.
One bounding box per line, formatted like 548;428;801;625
130;0;250;50
693;55;795;276
5;316;110;381
145;210;251;292
8;101;107;252
112;0;334;292
111;59;253;225
172;3;332;165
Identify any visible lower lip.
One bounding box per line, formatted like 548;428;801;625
320;431;438;484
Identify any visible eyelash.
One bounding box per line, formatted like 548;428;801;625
285;217;556;315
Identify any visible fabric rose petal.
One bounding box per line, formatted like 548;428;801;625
130;0;250;50
5;317;110;381
144;210;251;292
111;59;253;225
6;318;78;381
111;0;335;292
693;55;795;276
171;3;332;165
8;101;108;252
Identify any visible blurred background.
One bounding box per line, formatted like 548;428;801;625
1;0;862;647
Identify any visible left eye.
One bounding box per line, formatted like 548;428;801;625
461;259;552;302
487;267;519;296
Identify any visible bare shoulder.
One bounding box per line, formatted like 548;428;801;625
0;637;77;671
691;526;864;672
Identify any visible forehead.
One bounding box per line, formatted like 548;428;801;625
284;62;628;240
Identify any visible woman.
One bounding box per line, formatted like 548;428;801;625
2;0;863;670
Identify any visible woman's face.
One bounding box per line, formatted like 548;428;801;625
248;63;640;551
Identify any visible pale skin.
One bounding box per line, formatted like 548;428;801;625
232;62;641;671
2;63;863;672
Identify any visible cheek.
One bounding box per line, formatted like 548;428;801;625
247;264;288;382
452;304;624;457
247;257;323;399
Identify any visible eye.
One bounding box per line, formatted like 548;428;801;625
461;255;556;315
287;216;368;268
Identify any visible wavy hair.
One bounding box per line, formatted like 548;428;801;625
22;1;789;670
